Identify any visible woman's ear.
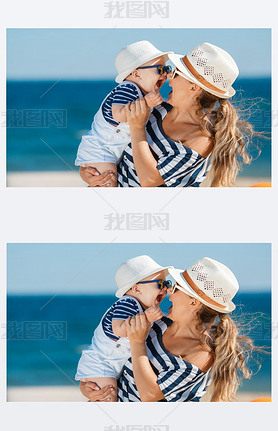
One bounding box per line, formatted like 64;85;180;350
190;83;202;94
190;297;202;308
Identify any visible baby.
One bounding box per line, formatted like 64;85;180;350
75;40;172;186
75;255;173;401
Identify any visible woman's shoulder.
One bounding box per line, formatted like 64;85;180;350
183;347;214;373
184;133;214;159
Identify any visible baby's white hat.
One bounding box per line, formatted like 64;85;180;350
115;40;173;84
115;255;173;298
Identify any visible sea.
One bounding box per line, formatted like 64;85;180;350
7;292;271;393
6;78;271;178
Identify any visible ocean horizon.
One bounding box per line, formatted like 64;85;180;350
7;77;271;178
7;292;271;392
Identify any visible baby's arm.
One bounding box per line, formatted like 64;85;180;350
112;306;163;337
112;91;163;124
112;319;128;338
112;104;128;123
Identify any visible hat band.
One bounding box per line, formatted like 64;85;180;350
182;270;226;309
182;56;226;95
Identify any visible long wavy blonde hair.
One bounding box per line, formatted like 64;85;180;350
196;91;258;187
196;305;257;402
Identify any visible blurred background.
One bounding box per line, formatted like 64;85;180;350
6;28;271;187
7;243;271;401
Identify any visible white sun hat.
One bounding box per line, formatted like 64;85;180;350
168;42;239;99
168;257;239;313
115;255;173;298
115;40;173;84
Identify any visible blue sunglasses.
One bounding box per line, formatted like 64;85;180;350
137;64;172;75
137;279;172;290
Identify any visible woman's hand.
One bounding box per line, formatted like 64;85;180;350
80;381;116;402
125;313;151;344
125;98;152;130
79;167;116;187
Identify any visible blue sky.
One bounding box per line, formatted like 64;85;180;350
7;28;271;80
7;243;271;294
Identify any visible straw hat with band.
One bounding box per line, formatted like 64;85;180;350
115;255;173;298
168;257;239;313
115;40;173;84
168;42;239;99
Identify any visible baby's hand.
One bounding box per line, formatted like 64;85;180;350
145;306;163;322
144;91;163;108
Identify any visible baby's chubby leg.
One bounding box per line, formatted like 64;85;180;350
84;163;117;187
83;377;118;401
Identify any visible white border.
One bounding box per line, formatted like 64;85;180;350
1;0;277;430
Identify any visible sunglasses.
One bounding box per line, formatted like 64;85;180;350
137;64;172;75
170;282;183;294
138;279;173;290
171;68;186;80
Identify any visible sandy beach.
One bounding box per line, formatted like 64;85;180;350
6;171;271;187
6;386;271;402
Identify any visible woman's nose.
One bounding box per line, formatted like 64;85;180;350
168;283;177;294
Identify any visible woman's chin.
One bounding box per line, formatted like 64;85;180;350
167;305;173;316
167;93;174;105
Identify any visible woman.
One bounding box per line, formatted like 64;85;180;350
80;42;254;187
80;257;255;402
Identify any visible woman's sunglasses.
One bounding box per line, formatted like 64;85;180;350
138;279;173;290
137;65;172;76
171;68;186;79
169;282;183;294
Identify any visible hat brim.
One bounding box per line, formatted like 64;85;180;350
115;51;173;84
115;265;173;298
168;267;235;313
168;53;236;99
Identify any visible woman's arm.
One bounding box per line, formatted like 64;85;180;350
130;342;165;401
125;100;165;187
125;314;165;402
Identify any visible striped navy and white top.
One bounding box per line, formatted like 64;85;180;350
117;316;211;402
102;296;142;341
117;102;211;187
102;82;143;126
